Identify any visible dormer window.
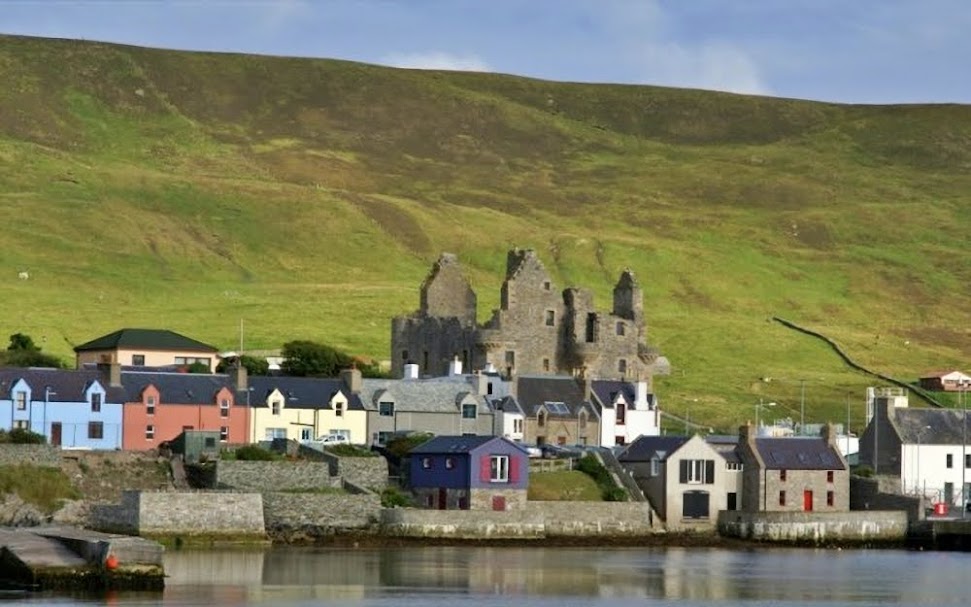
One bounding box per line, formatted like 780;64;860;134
146;395;156;416
335;402;344;417
220;398;230;418
462;403;477;419
538;410;547;428
91;393;102;413
379;401;395;416
271;400;281;415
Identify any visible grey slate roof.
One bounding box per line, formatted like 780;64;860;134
74;328;218;353
516;375;588;416
360;377;489;413
0;367;126;403
411;435;500;454
491;395;524;415
618;435;689;462
754;437;845;470
120;371;235;404
893;408;971;444
247;375;365;411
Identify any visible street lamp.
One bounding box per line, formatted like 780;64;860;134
755;399;776;431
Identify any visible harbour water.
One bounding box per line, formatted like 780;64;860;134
11;545;971;606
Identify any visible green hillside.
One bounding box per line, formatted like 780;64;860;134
1;34;969;432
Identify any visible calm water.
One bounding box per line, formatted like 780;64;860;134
12;545;971;606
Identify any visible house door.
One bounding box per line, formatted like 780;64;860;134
683;491;710;519
727;492;737;511
945;482;954;505
50;422;62;447
437;488;447;510
803;490;814;511
492;495;506;511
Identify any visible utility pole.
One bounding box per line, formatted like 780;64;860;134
800;379;806;435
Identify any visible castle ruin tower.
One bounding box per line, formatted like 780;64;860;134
612;268;645;339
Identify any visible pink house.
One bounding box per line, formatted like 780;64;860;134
121;371;250;451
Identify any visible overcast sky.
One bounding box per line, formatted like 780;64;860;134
2;0;969;104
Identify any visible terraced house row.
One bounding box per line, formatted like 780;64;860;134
0;329;661;451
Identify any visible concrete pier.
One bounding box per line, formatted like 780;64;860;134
0;526;164;591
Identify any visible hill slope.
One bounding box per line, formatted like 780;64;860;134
1;34;970;431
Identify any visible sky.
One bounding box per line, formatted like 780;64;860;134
2;0;970;104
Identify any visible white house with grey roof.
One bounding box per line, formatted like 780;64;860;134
860;387;971;510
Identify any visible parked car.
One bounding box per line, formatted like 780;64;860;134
304;434;350;447
521;444;543;458
541;444;584;459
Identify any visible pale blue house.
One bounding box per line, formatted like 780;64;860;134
0;366;126;449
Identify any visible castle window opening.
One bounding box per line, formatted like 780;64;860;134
545;310;555;326
585;313;596;343
616;322;625;336
543;281;551;290
401;350;408;360
543;358;550;372
505;350;515;366
618;359;627;374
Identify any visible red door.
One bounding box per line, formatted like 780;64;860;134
803;490;813;511
492;495;506;511
50;422;62;447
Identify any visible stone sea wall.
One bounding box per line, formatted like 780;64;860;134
215;461;342;491
0;444;61;467
717;510;908;543
90;490;265;538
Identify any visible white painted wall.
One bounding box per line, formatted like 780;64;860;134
901;443;971;508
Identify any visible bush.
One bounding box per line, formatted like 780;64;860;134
326;444;376;457
231;445;279;461
576;454;628;501
381;487;412;508
385;432;435;459
853;465;874;478
0;428;47;444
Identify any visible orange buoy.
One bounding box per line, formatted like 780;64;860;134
105;554;119;570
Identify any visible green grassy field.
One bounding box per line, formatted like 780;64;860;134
1;34;969;432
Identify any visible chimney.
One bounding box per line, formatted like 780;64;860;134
98;362;122;387
484;361;497;374
449;356;463;377
473;370;489;396
230;364;248;392
634;380;650;410
340;366;362;393
739;422;757;450
577;367;592;402
403;363;419;380
820;422;837;447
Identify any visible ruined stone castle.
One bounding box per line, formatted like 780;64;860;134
391;249;667;381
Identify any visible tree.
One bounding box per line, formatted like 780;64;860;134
280;340;353;377
7;333;39;352
216;354;270;376
0;333;64;368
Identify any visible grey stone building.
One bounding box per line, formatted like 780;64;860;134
391;248;667;381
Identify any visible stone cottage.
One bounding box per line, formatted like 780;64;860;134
391;248;668;381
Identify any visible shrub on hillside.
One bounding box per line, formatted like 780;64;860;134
385;432;435;459
381;487;412;508
576;454;628;502
326;444;376;457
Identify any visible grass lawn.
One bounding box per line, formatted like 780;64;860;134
528;470;603;501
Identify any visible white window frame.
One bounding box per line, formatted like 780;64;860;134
379;401;395;417
220;426;229;442
687;459;706;484
146;395;156;416
14;391;27;411
490;455;510;483
220;398;230;418
145;425;155;440
650;457;660;477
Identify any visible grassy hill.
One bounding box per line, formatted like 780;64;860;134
1;34;970;432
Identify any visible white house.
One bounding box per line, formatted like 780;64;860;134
591;379;660;447
860;387;971;511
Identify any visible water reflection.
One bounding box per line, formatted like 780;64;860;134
158;545;971;605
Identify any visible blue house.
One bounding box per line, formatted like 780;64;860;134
0;366;126;449
409;435;529;511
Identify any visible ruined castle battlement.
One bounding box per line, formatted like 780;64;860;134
391;249;666;381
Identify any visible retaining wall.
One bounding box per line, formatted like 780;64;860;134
263;493;382;540
215;461;341;491
380;501;657;539
90;490;266;538
850;476;924;522
717;510;908;543
0;444;62;467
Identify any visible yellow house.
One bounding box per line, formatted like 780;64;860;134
246;371;368;445
74;328;219;371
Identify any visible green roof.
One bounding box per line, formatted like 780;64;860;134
74;328;218;353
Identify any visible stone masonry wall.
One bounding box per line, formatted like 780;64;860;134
0;444;61;467
529;501;656;536
850;475;923;522
137;491;265;536
89;490;266;537
717;510;908;543
263;493;382;540
318;452;389;491
380;501;656;538
215;461;341;491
